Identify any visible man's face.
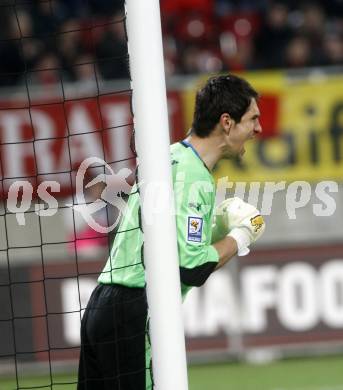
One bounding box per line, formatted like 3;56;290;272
223;98;262;159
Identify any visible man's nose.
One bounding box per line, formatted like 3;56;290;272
254;120;262;134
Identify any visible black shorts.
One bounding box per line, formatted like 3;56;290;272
77;283;151;390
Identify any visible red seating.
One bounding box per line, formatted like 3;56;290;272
219;12;261;39
160;0;214;16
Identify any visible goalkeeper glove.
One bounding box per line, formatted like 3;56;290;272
212;197;265;256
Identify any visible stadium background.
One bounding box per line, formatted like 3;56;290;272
0;0;342;389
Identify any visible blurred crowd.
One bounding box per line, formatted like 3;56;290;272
0;0;342;87
162;0;343;75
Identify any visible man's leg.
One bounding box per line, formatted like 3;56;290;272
78;285;106;390
82;284;148;390
115;287;148;389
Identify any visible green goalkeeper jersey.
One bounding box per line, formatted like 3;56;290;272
98;141;219;297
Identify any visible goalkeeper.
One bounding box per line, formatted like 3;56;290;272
78;74;265;390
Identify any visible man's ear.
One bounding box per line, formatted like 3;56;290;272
219;113;233;135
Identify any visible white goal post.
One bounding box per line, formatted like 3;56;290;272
125;1;189;389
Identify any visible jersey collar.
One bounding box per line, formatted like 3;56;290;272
180;140;211;172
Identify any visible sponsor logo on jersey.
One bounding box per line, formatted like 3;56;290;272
188;202;202;212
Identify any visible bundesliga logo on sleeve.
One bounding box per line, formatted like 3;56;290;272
187;216;203;242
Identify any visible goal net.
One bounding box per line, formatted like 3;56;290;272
0;0;144;388
1;0;188;389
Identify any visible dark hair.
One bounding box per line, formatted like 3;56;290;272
191;74;258;137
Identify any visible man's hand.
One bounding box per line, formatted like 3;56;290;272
212;197;265;256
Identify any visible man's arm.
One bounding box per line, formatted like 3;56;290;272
212;236;238;270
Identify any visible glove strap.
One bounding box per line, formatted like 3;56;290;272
228;228;251;256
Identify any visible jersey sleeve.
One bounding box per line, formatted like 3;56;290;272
174;178;219;288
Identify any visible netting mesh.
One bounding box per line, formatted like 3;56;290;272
0;1;150;388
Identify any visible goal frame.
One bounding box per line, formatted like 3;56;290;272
125;1;188;389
